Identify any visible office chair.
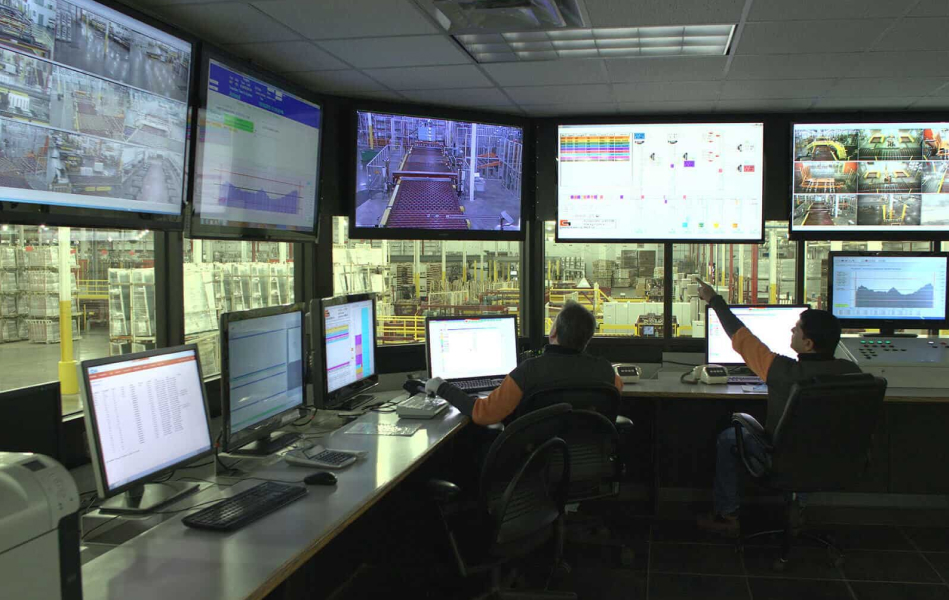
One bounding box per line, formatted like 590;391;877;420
427;403;577;599
731;373;887;572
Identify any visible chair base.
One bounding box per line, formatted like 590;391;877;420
739;528;844;572
473;566;578;600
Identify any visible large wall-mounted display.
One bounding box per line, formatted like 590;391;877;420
0;0;191;219
791;122;949;238
556;122;764;242
352;110;524;240
190;54;322;241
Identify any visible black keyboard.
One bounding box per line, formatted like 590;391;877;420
182;482;307;532
454;378;503;393
727;375;764;385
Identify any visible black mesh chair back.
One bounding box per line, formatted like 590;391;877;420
545;408;621;502
480;403;572;555
515;382;621;422
769;373;887;491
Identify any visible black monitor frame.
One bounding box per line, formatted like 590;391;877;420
187;45;323;242
704;304;809;367
313;293;379;409
424;314;519;378
0;381;62;462
348;102;528;241
826;251;949;333
220;302;307;453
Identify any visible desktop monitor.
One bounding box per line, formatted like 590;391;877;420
0;381;62;463
557;122;765;242
220;304;306;454
706;305;810;367
0;0;193;229
315;294;378;410
827;252;949;335
81;345;213;514
425;315;519;380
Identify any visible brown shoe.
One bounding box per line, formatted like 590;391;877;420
696;511;740;538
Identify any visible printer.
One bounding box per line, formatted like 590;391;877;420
0;452;82;600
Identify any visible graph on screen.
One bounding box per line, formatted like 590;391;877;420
831;255;947;320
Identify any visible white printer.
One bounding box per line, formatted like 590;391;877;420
0;452;82;600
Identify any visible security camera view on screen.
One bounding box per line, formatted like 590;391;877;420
354;111;523;232
792;123;949;233
0;0;190;215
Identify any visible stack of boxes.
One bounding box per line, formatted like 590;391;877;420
592;260;615;288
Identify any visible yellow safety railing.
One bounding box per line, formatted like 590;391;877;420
77;279;109;300
378;315;427;344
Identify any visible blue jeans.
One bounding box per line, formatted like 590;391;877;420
714;426;771;516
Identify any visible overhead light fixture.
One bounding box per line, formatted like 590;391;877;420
456;24;735;63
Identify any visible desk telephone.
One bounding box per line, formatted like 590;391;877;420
613;364;641;384
680;364;728;385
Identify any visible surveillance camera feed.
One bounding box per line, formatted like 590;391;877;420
792;123;949;233
0;0;190;215
354;111;523;233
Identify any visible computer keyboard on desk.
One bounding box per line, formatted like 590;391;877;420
397;394;448;419
454;378;503;393
727;375;764;385
182;481;307;532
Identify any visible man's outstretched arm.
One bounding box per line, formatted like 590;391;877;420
698;279;777;381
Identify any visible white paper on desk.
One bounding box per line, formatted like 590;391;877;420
345;422;421;437
741;384;768;393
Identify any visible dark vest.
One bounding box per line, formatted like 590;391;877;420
764;354;862;434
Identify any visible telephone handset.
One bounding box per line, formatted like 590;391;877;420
680;364;728;385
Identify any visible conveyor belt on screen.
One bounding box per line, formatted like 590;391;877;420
387;178;468;230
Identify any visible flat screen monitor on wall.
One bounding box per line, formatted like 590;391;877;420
351;110;525;241
556;122;765;242
189;51;322;241
791;122;949;239
0;0;192;228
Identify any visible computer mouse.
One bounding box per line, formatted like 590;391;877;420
304;471;337;486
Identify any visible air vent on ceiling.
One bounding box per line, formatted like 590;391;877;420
430;0;585;32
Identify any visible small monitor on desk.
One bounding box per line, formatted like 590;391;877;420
221;304;306;455
706;305;809;367
0;381;62;463
81;345;214;514
426;315;518;380
314;294;379;410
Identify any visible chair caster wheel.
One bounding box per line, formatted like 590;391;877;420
772;558;788;573
555;560;572;576
620;547;635;567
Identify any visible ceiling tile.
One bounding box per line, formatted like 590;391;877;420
606;57;727;82
874;18;949;51
720;78;836;99
583;0;745;28
398;87;512;106
253;0;437;39
727;54;862;80
520;103;617;116
364;66;493;90
616;100;718;113
152;3;300;44
482;60;609;86
613;81;723;102
911;97;949;109
825;78;948;98
223;41;348;73
288;70;386;93
927;82;949;96
716;98;814;112
748;0;909;21
736;20;891;54
316;36;469;68
506;84;613;104
851;51;949;78
908;0;949;17
813;97;919;110
343;90;407;101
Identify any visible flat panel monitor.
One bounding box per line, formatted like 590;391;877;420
317;294;378;409
557;122;765;242
221;304;306;454
705;305;809;367
827;252;949;334
0;381;62;462
81;345;213;513
352;110;525;240
791;122;949;239
426;315;518;380
0;0;192;228
190;51;322;241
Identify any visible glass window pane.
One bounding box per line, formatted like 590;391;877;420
332;216;521;345
673;221;797;338
182;238;295;377
543;221;665;338
0;225;154;416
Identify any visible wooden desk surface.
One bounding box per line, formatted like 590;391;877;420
82;392;468;600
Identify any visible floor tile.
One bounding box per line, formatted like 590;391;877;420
651;519;739;545
904;528;949;552
843;551;943;583
548;567;646;600
748;577;853;600
649;542;744;576
743;546;844;580
818;524;916;552
648;573;751;600
925;553;949;583
850;581;949;600
562;540;648;572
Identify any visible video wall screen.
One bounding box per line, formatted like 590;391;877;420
791;123;949;236
353;111;523;239
557;122;764;242
0;0;191;216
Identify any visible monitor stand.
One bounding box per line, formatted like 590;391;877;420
862;329;917;338
227;431;301;457
99;482;199;515
336;393;376;411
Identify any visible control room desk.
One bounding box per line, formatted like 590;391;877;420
81;396;468;600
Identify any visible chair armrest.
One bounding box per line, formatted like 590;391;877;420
730;413;772;479
426;479;462;503
731;413;767;442
615;415;633;432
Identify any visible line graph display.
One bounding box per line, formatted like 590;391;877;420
215;170;302;215
830;255;948;321
855;283;934;309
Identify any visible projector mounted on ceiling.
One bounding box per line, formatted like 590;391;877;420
428;0;585;32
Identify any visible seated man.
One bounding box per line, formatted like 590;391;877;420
426;300;623;425
695;279;860;537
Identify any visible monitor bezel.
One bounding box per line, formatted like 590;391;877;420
186;45;324;242
826;251;949;330
0;381;62;462
348;102;528;241
315;293;379;409
554;120;767;244
424;314;519;378
788;119;949;241
220;302;307;453
81;344;213;498
704;304;810;367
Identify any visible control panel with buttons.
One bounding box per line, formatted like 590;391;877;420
837;338;949;388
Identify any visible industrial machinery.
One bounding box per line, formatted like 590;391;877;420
836;338;949;389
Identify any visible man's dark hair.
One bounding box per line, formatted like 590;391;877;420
799;309;842;354
554;301;597;351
